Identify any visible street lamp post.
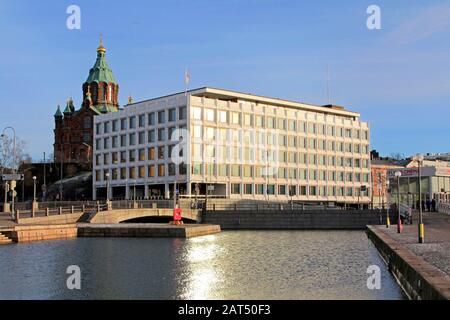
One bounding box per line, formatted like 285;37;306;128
105;172;110;201
43;152;47;202
395;171;402;233
32;176;37;202
386;179;390;228
413;154;425;244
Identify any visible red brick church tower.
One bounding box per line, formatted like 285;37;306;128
53;37;119;165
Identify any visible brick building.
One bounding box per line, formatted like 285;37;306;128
53;37;120;165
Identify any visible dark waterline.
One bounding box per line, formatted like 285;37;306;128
0;230;406;300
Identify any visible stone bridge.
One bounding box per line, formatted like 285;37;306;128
88;208;202;224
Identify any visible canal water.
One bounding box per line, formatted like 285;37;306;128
0;231;405;300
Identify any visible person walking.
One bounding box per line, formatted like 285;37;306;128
426;198;431;212
431;198;437;212
421;199;426;212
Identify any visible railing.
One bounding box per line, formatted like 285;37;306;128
438;203;450;215
205;201;349;211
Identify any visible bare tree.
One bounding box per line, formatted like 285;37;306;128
0;135;31;172
389;152;405;161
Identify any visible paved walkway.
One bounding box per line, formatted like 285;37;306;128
0;213;16;229
373;211;450;277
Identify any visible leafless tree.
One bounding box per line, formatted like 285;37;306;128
0;135;31;172
389;152;405;161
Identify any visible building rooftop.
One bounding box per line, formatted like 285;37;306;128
126;87;361;119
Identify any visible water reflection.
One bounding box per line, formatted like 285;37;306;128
0;231;406;300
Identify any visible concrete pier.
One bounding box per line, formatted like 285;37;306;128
78;223;221;238
367;212;450;300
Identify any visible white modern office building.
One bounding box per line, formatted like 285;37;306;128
93;87;371;205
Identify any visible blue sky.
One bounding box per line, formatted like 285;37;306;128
1;0;450;160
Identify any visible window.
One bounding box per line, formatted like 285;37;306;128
158;111;165;124
138;166;145;178
158;128;165;141
231;112;240;125
148;112;156;125
191;107;202;120
112;119;118;132
266;117;275;129
168;127;176;141
138;131;145;145
309;186;317;196
138;149;145;161
218;164;228;176
205;109;215;122
138;114;145;127
112;168;118;180
288;120;296;132
278;185;286;196
244;114;253;126
218;110;227;123
120;118;127;130
129;167;136;179
112;136;118;148
168;163;176;176
112;152;118;164
179;106;187;120
120;167;126;180
158;146;165;160
148;165;155;177
231;184;241;195
299;186;307;196
243;165;253;177
193;125;202;138
129;133;136;146
148;130;155;143
103;137;109;149
255;115;264;127
120;135;126;147
129;116;136;129
158;164;165;177
129;150;136;162
169;108;176;122
95;154;101;166
148;147;155;161
120;151;127;163
244;184;253;195
96;123;101;135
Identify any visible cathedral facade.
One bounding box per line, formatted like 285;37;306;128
53;38;119;165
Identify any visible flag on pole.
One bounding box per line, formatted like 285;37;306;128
184;68;190;96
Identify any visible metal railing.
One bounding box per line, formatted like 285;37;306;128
205;201;348;212
438;203;450;215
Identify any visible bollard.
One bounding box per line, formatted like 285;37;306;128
82;204;85;213
59;207;62;215
97;204;100;212
71;206;74;214
46;208;49;216
15;210;19;223
32;207;35;218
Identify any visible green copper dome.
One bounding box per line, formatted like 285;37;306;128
85;42;116;84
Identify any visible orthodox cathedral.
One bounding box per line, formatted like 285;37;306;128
53;37;120;165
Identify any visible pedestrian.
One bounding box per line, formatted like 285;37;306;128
426;198;431;212
431;198;437;212
421;199;426;212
